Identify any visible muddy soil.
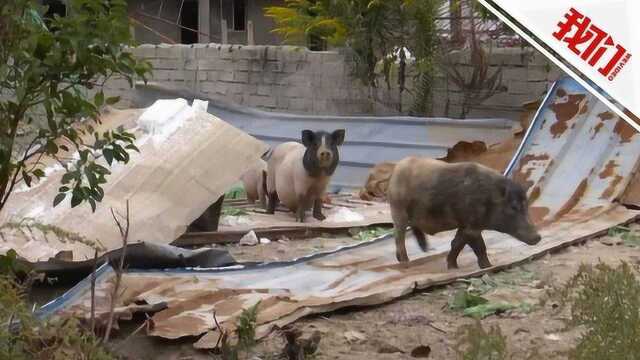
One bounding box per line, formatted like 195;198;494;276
100;223;640;360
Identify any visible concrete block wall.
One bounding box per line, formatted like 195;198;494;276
431;47;563;120
105;43;392;115
105;43;563;119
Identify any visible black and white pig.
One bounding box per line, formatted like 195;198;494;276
266;129;345;222
388;156;541;269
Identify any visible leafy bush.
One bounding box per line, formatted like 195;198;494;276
0;276;114;359
454;320;507;360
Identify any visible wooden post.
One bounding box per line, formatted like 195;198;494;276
247;20;254;45
221;19;228;44
198;0;210;43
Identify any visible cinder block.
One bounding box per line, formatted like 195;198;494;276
257;85;271;96
232;59;250;71
289;97;312;112
133;44;156;59
151;69;171;81
232;71;249;83
218;71;234;82
249;95;277;108
155;45;180;59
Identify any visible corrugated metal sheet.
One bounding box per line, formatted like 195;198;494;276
39;77;640;347
133;84;517;191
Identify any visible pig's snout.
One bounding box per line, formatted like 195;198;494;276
516;224;541;245
524;233;542;245
319;150;333;163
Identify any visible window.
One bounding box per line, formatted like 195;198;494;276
221;0;246;31
232;0;245;31
180;0;199;44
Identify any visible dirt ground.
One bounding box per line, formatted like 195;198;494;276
99;222;640;360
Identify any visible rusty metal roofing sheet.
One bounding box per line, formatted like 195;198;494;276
39;77;640;347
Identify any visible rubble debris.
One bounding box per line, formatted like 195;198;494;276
240;231;259;246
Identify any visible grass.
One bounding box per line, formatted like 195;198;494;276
549;261;640;359
0;276;114;359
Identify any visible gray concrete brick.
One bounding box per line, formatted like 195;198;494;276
249;95;277;108
232;71;249;83
289;97;312;112
218;71;234;82
257;85;272;96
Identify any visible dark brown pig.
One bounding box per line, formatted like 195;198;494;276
388;156;541;268
266;129;345;222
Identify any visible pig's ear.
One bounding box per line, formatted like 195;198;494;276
301;130;315;147
331;129;345;146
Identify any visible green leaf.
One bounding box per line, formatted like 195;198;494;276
59;186;69;192
94;91;104;107
103;148;114;165
23;172;32;187
449;290;489;311
463;302;516;319
61;172;75;185
70;190;82;208
46;140;58;154
105;96;120;105
53;193;66;207
88;198;97;212
33;169;45;178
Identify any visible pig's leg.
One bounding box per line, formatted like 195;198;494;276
267;192;278;214
466;231;492;269
312;198;326;221
391;208;410;263
411;227;428;252
447;229;467;269
296;195;309;223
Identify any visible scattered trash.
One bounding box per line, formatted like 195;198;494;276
325;207;366;223
350;227;393;241
343;330;367;343
463;302;517;319
544;333;561;341
220;215;253;227
221;207;249;217
259;238;271;244
449;290;489;311
410;345;431;358
239;231;259;246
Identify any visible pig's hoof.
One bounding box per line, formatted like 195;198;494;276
447;261;459;270
478;260;492;269
396;253;410;264
313;213;326;221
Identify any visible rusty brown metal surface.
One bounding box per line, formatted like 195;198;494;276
38;77;640;348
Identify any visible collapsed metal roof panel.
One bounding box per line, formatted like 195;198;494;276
0;100;269;262
39;77;640;347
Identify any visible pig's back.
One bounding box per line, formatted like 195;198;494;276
275;145;307;210
267;142;303;194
